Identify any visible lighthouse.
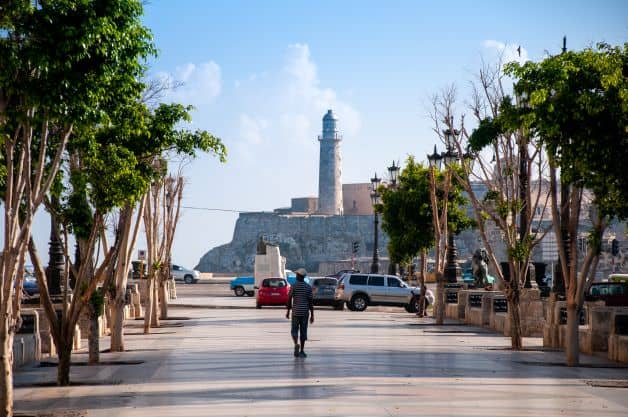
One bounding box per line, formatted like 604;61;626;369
317;110;343;215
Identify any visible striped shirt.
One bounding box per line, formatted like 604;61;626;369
288;281;313;316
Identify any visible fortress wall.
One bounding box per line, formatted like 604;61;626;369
196;212;388;273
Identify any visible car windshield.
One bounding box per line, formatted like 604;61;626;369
263;279;286;288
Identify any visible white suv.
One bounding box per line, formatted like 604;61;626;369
335;273;433;312
171;264;200;284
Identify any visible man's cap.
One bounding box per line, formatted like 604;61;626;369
295;268;307;276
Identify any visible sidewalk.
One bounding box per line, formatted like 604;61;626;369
13;302;628;416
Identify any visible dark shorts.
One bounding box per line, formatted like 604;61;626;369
291;313;309;342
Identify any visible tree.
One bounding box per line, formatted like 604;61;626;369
503;42;627;365
379;155;472;322
437;59;554;350
0;0;153;410
379;157;434;315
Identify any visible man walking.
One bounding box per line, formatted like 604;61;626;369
286;268;314;357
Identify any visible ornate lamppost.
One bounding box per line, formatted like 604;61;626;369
428;126;465;284
370;173;382;274
387;161;400;275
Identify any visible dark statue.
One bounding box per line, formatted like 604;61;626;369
472;248;489;288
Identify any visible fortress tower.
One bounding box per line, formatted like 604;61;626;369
318;110;343;215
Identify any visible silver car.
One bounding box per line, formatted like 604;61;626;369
171;264;200;284
335;273;432;312
310;277;344;310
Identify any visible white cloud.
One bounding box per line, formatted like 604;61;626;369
239;113;267;144
482;40;529;66
276;43;361;144
162;61;222;106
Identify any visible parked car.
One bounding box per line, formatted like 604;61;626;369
256;277;290;309
585;281;628;306
171;264;200;284
310;277;344;310
22;273;39;296
335;272;434;312
230;276;254;297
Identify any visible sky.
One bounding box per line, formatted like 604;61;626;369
24;0;628;270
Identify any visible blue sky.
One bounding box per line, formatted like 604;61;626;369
27;0;628;269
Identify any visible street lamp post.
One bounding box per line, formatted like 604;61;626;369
370;173;381;274
429;127;464;284
387;161;400;275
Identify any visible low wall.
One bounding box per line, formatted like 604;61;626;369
608;312;628;363
14;309;41;369
579;306;626;354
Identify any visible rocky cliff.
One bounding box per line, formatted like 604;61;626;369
195;212;388;273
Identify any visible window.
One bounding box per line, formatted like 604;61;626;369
368;275;385;286
263;278;286;288
349;275;368;285
387;277;402;287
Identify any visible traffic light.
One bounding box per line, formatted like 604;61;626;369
611;239;619;256
352;241;360;254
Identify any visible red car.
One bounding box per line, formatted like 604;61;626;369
256;277;290;308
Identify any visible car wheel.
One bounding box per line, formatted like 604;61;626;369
234;286;245;297
333;301;344;311
256;303;262;309
350;294;368;312
405;296;419;313
184;275;194;284
246;291;254;297
346;301;355;311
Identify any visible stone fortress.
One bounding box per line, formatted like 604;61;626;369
196;110;391;274
195;110;627;277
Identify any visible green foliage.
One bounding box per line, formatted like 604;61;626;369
0;0;155;128
468;117;501;152
504;42;628;219
380;157;434;264
379;157;473;264
0;0;157;220
508;236;532;262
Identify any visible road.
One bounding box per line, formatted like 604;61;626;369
13;281;628;417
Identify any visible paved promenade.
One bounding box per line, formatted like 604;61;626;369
13;283;628;416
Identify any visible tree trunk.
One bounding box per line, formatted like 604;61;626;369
152;283;160;327
143;278;154;334
418;253;427;317
565;302;580;366
508;298;523;350
57;337;72;386
159;279;168;320
435;272;445;325
88;306;99;364
0;324;14;417
110;297;126;352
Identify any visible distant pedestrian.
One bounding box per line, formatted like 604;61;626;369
285;268;314;358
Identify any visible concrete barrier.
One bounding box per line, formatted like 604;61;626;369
579;305;626;354
608;313;628;363
14;309;41;368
